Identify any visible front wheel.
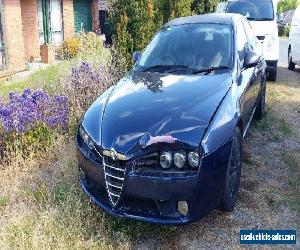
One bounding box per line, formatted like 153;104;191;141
219;128;242;212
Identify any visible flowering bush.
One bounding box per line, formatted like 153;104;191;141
66;61;112;122
0;89;68;162
57;37;80;60
57;32;107;62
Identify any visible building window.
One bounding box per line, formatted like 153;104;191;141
38;0;63;44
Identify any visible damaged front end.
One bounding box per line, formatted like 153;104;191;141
77;123;231;224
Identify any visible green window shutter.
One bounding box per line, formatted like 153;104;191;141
73;0;92;33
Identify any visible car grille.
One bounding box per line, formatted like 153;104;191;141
103;155;126;206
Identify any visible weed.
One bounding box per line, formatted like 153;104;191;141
31;182;49;204
0;195;9;207
104;214;171;241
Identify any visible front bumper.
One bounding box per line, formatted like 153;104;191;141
77;140;232;225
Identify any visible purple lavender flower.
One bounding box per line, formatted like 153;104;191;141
0;89;69;134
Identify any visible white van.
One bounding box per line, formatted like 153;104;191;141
221;0;279;81
288;6;300;70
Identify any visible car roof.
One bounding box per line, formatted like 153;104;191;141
164;13;240;27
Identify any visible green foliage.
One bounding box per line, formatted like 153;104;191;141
277;0;300;13
253;107;293;141
110;0;194;68
1;124;56;164
0;195;9;207
57;32;110;63
192;0;220;14
283;24;291;37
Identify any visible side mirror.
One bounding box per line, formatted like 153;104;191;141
244;51;260;68
132;51;142;63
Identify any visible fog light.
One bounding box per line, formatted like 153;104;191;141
178;201;188;216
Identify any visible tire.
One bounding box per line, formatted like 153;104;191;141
288;47;295;71
220;128;242;212
267;69;277;82
255;79;266;120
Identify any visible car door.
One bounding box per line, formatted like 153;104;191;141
242;19;263;104
236;20;259;126
290;7;300;64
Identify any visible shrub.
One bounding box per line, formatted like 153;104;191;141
57;32;109;63
110;0;194;68
65;61;114;124
277;0;299;13
76;32;105;57
284;24;291;37
0;89;68;163
57;37;80;60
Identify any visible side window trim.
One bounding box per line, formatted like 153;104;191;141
236;20;248;66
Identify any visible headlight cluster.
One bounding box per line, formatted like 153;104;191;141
160;151;200;170
79;126;95;150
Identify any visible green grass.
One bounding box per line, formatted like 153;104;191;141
0;195;9;207
281;150;300;213
254;107;294;141
0;61;71;98
0;45;111;99
104;215;171;241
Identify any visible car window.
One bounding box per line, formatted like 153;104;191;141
137;23;233;72
227;0;274;21
236;21;248;63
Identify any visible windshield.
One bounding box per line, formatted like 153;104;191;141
136;23;233;73
226;1;274;20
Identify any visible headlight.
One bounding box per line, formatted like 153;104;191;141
79;125;95;150
174;151;186;169
188;152;200;168
160;152;172;169
158;150;201;170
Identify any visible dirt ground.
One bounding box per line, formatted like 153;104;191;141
0;66;299;249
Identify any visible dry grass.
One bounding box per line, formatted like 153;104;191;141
0;67;299;249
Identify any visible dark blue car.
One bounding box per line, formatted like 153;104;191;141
77;13;267;224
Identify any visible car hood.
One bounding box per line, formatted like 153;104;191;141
83;71;233;157
249;20;277;36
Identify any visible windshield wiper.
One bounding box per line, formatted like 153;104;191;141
192;66;230;75
142;64;190;72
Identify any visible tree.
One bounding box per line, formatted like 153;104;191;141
277;0;300;13
109;0;193;68
192;0;221;14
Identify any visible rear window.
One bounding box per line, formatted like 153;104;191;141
226;0;274;21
